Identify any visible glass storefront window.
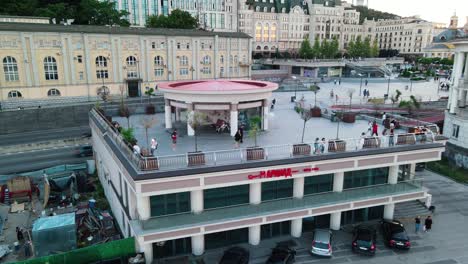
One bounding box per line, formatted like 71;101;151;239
204;185;249;210
303;215;330;233
344;168;389;189
341;205;384;225
261;221;291;240
304;174;333;195
153;237;191;259
262;179;293;201
205;228;249;250
150;192;190;217
238;105;262;130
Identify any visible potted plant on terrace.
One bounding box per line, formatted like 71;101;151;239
293;106;312;155
246;116;265;161
342;88;356;123
328;111;346;152
187;111;206;166
310;84;322;117
144;88;156;114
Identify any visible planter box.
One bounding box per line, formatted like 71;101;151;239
363;137;381;149
140;157;158;170
246;148;265;161
293;144;311;156
145;104;155;115
342;112;356;123
328;140;346;152
396;134;416;145
310;107;322;117
188;151;206;166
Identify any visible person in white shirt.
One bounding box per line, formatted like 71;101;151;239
133;143;141;155
150;138;158;155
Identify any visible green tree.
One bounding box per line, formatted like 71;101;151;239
312;38;321;58
34;3;74;24
75;0;129;26
299;37;313;59
371;39;379;57
0;0;39;17
320;39;329;59
329;37;339;58
248;116;262;147
295;106;312;143
363;37;372;58
146;9;197;29
347;40;356;57
399;95;421;116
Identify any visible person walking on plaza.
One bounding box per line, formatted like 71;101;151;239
425;216;433;232
372;121;379;136
339;78;341;85
239;126;244;143
367;121;372;136
132;142;141;155
234;129;242;148
362;89;367;98
150;138;158;156
320;138;326;153
365;79;368;86
171;129;177;150
415;216;421;233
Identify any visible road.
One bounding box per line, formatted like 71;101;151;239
0;126;90;146
0;146;91;175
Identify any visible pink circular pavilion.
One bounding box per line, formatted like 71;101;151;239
158;80;279;136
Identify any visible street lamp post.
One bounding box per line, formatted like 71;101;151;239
359;73;363;96
291;75;297;102
408;71;414;93
387;76;391;97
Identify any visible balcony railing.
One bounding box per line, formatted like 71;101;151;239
90;109;446;173
140;180;423;231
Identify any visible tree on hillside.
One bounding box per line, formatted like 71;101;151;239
354;6;399;24
0;0;39;17
146;9;198;29
299;37;313;59
74;0;130;26
35;3;74;24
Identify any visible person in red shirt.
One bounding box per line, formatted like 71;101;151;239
171;129;177;150
372;121;378;136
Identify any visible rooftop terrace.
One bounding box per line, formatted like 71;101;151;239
90;93;446;176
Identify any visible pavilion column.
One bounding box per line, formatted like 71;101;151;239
450;52;465;114
175;108;181;121
187;103;195;136
230;103;238;137
164;99;172;129
262;99;269;130
460;90;467;108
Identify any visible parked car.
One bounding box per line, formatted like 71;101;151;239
310;229;333;257
351;225;377;255
76;145;93;157
381;219;411;249
219;246;249;264
266;245;296;264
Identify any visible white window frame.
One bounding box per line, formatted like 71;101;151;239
3;56;19;82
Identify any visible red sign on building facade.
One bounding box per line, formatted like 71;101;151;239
247;167;319;180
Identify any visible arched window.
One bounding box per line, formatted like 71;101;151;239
234;56;238;64
282;7;286;13
95;56;107;67
242;55;247;63
44;56;58;80
271;24;277;42
255;6;260;12
3;56;19;82
8;90;22;98
202;55;211;65
220;55;224;64
256;46;261;50
263;7;267;12
154;56;164;66
264;46;269;50
47;88;61;96
179;55;188;66
255;23;262;42
271;7;275;12
263;23;269;41
126;56;137;66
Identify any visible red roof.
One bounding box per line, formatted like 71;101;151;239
158;80;278;92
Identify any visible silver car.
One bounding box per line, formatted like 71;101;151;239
311;229;333;257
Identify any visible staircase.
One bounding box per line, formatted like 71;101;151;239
394;200;431;220
346;61;392;77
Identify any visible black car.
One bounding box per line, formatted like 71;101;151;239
351;225;377;255
76;145;93;157
219;247;249;264
266;245;296;264
381;219;411;249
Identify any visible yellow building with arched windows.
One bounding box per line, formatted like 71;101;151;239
0;22;252;105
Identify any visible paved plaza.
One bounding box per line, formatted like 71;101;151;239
159;170;468;264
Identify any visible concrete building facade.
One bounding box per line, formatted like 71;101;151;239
0;23;251;102
443;37;468;168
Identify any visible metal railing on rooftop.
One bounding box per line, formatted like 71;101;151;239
91;109;446;173
140;179;423;230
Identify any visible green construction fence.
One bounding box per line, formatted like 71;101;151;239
14;237;135;264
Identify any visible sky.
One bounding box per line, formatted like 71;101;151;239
365;0;468;26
